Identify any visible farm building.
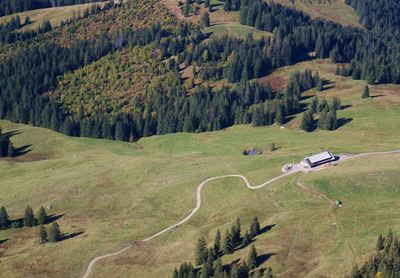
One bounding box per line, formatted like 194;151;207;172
300;151;336;168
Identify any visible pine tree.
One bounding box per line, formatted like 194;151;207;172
23;205;37;227
300;110;314;132
376;234;384;251
275;103;285;125
171;268;179;278
7;142;14;157
214;257;223;278
222;229;233;254
195;236;208;265
213;229;221;257
37;207;47;225
202;248;215;278
231;217;241;247
247;245;258;270
48;222;61;242
250;217;261;237
362;85;370;98
317;79;324;91
39;225;47;243
0;206;10;229
242;230;252;246
204;0;210;8
265;266;274;278
201;11;210;27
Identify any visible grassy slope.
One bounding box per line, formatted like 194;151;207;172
0;60;400;276
275;0;361;27
0;2;107;31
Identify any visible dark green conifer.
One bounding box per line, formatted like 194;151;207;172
195;236;208;265
0;206;10;229
222;229;233;254
250;217;261;237
37;207;47;225
48;222;61;242
39;225;47;243
362;85;370;98
213;229;221;257
247;245;258;270
23;205;37;227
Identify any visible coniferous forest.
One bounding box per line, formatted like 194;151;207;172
0;0;400;142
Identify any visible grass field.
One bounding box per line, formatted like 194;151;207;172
275;0;361;27
0;2;107;31
0;58;400;277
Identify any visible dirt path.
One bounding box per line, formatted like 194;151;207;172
82;149;400;278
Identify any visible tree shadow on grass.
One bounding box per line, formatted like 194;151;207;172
0;238;9;245
61;231;84;241
340;104;352;110
259;224;275;234
257;252;277;265
371;94;385;98
337;118;353;128
2;130;22;139
13;144;32;157
45;214;65;225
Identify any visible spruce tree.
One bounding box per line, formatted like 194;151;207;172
247;245;258;270
195;236;208;265
48;222;61;242
222;229;233;254
0;206;10;229
300;110;314;132
37;207;47;225
265;266;274;278
317;79;324;91
23;205;37;227
250;217;261;237
362;85;370;98
242;230;252;246
201;11;210;27
7;142;14;157
213;229;221;257
231;217;241;247
39;225;47;243
214;257;223;278
376;235;384;251
202;248;215;278
171;268;179;278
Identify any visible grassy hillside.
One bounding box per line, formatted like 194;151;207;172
275;0;361;27
0;2;107;31
0;65;399;276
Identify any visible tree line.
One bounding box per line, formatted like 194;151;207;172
0;0;107;17
237;0;400;84
171;217;274;278
348;230;400;278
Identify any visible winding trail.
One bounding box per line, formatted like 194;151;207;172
82;149;400;278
